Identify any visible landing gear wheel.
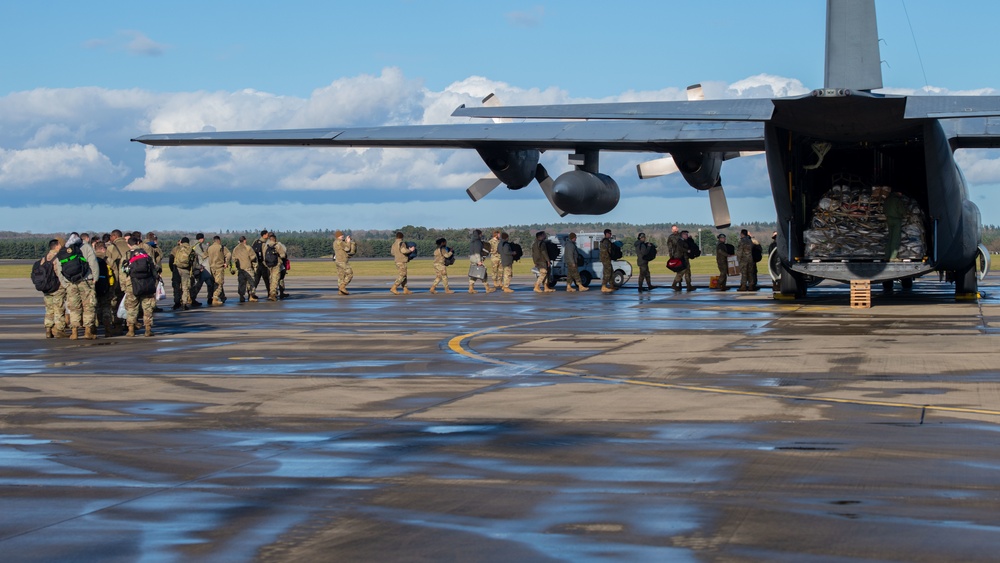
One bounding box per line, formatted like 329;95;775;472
882;280;894;293
778;263;806;298
955;265;978;298
900;277;913;290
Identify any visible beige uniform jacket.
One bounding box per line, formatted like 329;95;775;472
231;242;257;272
207;241;232;270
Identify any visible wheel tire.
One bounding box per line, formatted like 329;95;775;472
955;265;978;297
779;263;806;298
900;277;913;290
579;270;592;287
613;269;626;289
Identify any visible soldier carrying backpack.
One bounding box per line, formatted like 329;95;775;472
35;239;67;338
123;236;158;337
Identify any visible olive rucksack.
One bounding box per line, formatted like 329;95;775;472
509;243;523;261
645;243;658;260
264;244;280;268
609;241;623;260
31;259;60;294
127;250;157;297
58;246;89;283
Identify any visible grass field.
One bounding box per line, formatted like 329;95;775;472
0;256;752;280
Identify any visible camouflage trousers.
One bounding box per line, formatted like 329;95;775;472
431;263;449;289
490;256;502;288
211;268;227;303
502;265;513;289
237;269;255;299
125;292;155;327
65;280;96;328
469;258;488;289
394;262;408;287
173;268;192;306
602;260;614;289
43;287;67;330
95;292;115;331
336;261;353;287
566;264;583;289
268;266;283;299
673;266;692;287
637;263;651;288
739;263;753;289
716;268;728;289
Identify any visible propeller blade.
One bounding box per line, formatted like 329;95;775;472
481;93;511;124
536;164;568;217
466;173;502;202
709;183;731;229
723;150;764;161
686;83;705;101
636;157;680;179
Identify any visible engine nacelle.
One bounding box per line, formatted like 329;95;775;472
672;151;723;190
551;170;620;215
475;148;540;189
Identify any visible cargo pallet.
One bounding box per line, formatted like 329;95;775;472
850;280;871;309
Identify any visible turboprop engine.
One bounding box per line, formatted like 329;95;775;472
672;151;723;190
475;147;540;189
551;170;620;215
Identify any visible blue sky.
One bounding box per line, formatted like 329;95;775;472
3;0;1000;233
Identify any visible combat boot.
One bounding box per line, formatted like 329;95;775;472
126;324;135;337
601;285;614;294
444;287;455;294
686;285;696;291
84;326;96;340
54;327;69;338
402;287;413;295
533;279;544;293
390;284;399;295
502;287;515;293
45;327;54;338
249;295;259;302
543;285;555;293
339;285;349;296
144;321;153;337
429;285;437;294
566;286;577;292
68;327;78;340
578;285;589;292
485;286;495;293
468;283;477;294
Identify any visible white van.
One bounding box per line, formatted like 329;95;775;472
532;232;633;289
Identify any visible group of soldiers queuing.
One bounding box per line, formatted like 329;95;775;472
36;226;771;338
35;229;293;340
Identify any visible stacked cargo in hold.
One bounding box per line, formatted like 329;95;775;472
803;178;926;259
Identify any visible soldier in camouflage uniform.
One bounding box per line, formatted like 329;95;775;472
429;238;455;294
499;232;515;293
532;231;556;293
467;229;492;294
123;236;157;337
564;232;588;292
170;237;196;309
106;229;130;330
91;240;118;336
206;235;232;306
715;233;732;291
40;239;67;338
488;230;502;291
737;229;754;291
333;230;357;295
263;233;288;301
55;233;99;340
231;235;258;302
389;232;413;295
598;229;616;293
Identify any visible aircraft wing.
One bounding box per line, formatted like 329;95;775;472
132;119;765;153
904;96;1000;120
450;98;776;121
942;117;1000;149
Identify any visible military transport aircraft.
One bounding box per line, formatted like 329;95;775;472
133;0;1000;298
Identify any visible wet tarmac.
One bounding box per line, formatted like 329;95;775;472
3;274;1000;561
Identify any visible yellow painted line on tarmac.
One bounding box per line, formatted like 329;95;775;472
449;320;1000;418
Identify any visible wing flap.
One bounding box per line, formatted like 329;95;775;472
904;96;1000;120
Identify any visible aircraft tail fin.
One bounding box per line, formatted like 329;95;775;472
824;0;882;91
